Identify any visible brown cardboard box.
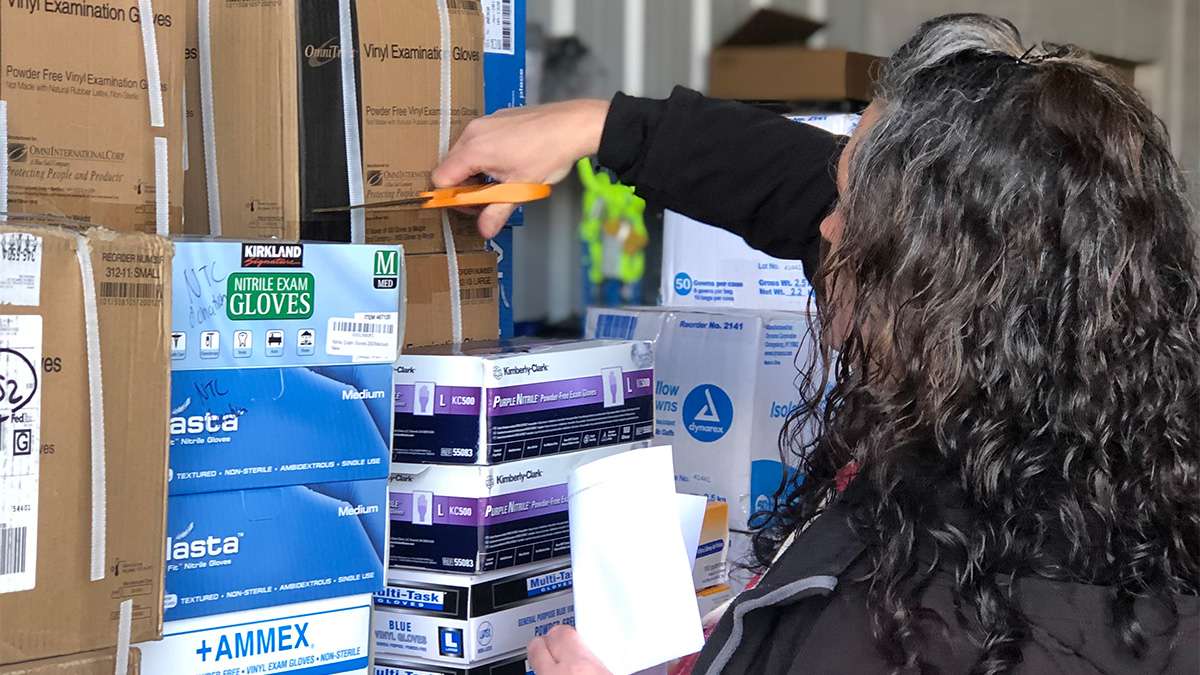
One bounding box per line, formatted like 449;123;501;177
0;223;171;664
709;9;882;103
189;0;486;254
0;2;186;233
0;648;140;675
405;250;499;348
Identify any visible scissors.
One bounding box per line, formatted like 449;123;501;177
311;183;552;213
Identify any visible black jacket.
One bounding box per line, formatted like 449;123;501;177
596;87;1200;674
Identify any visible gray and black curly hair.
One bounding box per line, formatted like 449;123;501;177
757;13;1199;674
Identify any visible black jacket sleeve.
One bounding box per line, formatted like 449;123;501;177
597;86;843;278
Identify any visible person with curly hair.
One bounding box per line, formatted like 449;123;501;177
435;13;1199;674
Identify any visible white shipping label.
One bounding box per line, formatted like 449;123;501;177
483;0;515;55
0;233;42;306
327;312;399;362
0;315;41;594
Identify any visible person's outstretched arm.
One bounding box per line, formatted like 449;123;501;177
432;87;842;274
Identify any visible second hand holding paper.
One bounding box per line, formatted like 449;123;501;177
568;445;706;675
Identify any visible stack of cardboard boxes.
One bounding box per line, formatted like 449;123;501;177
133;240;403;672
373;339;655;672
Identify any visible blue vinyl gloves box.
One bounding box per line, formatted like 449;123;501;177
164;479;387;621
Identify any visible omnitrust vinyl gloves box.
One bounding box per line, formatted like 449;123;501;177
392;339;654;465
169;240;402;494
390;443;646;573
374;561;572;666
585;307;822;529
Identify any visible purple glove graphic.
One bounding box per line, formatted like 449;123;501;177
608;370;619;403
416;493;428;523
418;385;431;414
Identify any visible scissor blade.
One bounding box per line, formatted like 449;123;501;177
311;196;428;214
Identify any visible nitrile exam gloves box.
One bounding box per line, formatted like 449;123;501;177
392;340;654;465
169;240;402;493
374;560;572;666
585;306;822;529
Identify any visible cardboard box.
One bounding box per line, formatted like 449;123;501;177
661;209;817;311
374;562;572;665
0;648;140;675
139;594;371;674
709;9;881;103
188;0;486;252
392;339;654;465
585;306;819;530
0;224;170;664
693;501;729;592
0;2;185;233
404;251;500;348
389;442;646;573
170;240;403;371
375;652;531;675
168;363;392;494
164;479;386;621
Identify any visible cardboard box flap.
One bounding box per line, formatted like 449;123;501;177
719;8;823;47
0;648;141;675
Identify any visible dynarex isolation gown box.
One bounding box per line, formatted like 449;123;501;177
167;240;401;493
164;479;387;621
392;340;654;466
389;443;645;573
374;562;572;666
585;306;821;529
138;594;373;674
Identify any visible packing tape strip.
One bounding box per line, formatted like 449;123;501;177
154;137;169;236
74;235;108;582
137;0;165;128
113;599;133;675
435;0;463;344
198;0;222;236
0;100;7;221
338;0;366;244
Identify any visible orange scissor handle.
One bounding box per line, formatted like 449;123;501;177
418;183;552;208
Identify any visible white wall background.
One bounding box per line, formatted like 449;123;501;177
515;0;1200;325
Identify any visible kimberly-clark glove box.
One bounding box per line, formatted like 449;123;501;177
389;443;645;573
170;240;403;371
164;479;387;621
585;306;821;530
374;561;572;666
139;594;372;674
391;339;654;466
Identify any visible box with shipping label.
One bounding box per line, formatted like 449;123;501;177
0;2;185;233
0;648;140;675
392;339;654;465
585;306;821;530
693;501;730;592
138;594;371;674
389;442;645;573
708;9;881;103
168;363;392;494
375;652;532;675
188;0;485;252
170;240;402;371
374;562;572;665
0;224;171;664
405;251;501;348
164;479;386;621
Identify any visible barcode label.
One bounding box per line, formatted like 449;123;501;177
483;0;515;55
593;314;638;340
461;286;495;302
0;233;42;306
99;281;163;301
0;314;41;594
330;321;395;335
326;312;398;362
0;526;28;576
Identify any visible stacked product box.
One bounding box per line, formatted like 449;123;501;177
139;240;403;671
584;307;822;589
375;339;654;670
